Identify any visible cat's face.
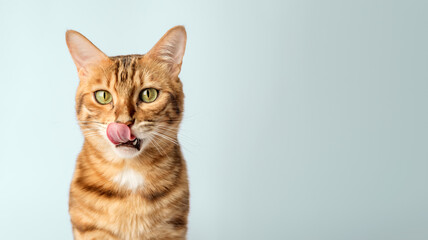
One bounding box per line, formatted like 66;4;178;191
66;27;186;159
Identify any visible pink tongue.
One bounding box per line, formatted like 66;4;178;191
106;123;136;145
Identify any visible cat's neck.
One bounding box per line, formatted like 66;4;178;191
76;138;181;193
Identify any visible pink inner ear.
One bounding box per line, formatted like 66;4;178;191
66;30;108;71
146;26;186;67
106;123;136;145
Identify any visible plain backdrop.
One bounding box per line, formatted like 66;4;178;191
0;0;427;239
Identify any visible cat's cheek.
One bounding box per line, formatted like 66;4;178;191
90;133;115;151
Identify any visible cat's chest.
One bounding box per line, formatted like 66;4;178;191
112;168;145;192
109;197;152;240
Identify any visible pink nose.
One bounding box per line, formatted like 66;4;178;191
106;122;136;145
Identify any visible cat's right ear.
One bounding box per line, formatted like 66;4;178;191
65;30;108;75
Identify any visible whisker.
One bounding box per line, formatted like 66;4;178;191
154;133;192;153
155;127;178;135
77;120;107;124
152;131;178;142
79;122;104;125
156;125;179;130
82;134;99;138
151;119;182;123
80;123;105;127
151;132;179;145
150;136;167;156
81;128;103;132
155;126;196;146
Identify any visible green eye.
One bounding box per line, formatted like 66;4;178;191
140;88;158;103
94;90;112;104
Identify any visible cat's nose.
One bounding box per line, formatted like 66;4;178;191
116;119;134;127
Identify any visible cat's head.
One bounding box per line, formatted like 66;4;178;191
66;26;186;159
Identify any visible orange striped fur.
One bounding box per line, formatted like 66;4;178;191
66;26;189;240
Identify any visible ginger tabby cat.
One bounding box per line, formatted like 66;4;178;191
65;26;189;240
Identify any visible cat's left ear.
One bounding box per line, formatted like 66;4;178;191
145;26;187;78
65;30;109;74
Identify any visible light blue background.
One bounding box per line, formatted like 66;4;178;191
0;0;427;239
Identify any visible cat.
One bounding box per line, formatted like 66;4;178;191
65;26;189;240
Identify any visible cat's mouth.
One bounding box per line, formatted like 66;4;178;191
116;138;141;151
107;123;142;151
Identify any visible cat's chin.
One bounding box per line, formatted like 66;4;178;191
112;145;142;159
107;137;145;159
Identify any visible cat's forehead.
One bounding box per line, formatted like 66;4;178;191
109;54;145;64
109;54;144;78
105;55;160;87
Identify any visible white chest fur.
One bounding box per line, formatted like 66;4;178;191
113;168;145;192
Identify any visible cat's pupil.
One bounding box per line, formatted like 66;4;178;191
103;91;106;99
